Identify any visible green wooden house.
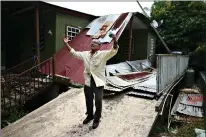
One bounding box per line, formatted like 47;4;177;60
1;1;96;69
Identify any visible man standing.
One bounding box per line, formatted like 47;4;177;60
63;35;119;129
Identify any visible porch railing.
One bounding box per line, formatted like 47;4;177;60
1;56;55;117
1;57;37;81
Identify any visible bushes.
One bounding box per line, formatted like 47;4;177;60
189;45;206;71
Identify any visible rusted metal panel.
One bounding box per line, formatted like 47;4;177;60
156;54;189;94
171;93;204;118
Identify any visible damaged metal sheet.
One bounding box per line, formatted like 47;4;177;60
180;94;203;107
104;84;125;92
126;91;155;98
118;72;151;80
132;74;156;93
86;14;121;37
105;60;157;98
129;60;152;70
106;76;136;88
171;93;204;118
105;72;157;99
176;103;203;117
106;62;135;76
105;60;152;76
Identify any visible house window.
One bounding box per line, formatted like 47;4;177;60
66;26;81;41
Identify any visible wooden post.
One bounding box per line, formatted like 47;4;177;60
52;54;56;82
128;15;133;61
36;6;40;65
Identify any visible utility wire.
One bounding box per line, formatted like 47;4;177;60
136;0;172;53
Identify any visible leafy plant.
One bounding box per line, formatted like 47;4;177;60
151;1;206;53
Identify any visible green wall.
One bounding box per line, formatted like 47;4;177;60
55;13;90;52
39;10;56;61
2;9;91;69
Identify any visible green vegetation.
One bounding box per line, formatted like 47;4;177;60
174;120;204;137
1;107;29;128
149;1;206;136
150;119;204;137
150;1;206;54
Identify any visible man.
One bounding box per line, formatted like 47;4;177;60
63;34;119;129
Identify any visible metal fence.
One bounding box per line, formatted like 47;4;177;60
1;57;55;117
156;54;189;95
1;57;37;81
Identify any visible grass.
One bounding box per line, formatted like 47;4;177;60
172;120;204;137
150;119;205;137
1;107;29;128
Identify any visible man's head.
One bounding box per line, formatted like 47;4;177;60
91;39;101;52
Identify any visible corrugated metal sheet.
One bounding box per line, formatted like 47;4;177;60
180;94;203;107
52;13;131;84
105;59;151;76
106;62;135;76
126;91;155;98
118;72;150;80
105;72;157;98
132;74;156;93
176;103;203;117
156;55;189;94
171;93;204;118
106;76;135;88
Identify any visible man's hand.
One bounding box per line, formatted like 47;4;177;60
63;36;72;51
63;36;69;44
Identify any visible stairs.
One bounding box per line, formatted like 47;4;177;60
1;57;55;118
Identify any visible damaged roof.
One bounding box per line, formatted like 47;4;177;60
41;12;164;85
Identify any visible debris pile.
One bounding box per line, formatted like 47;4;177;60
171;89;204;122
104;60;157;99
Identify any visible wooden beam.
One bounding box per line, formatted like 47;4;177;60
128;15;133;61
12;6;35;16
36;6;40;65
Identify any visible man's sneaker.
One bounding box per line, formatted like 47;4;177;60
92;120;100;129
83;117;93;124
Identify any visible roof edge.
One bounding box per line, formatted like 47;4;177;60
40;1;98;19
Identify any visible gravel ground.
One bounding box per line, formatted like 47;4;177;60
2;88;158;137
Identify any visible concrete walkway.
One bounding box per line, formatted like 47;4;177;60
2;88;158;137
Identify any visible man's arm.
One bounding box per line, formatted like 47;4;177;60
104;36;119;60
63;37;84;60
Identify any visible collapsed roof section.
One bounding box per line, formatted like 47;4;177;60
41;12;163;85
52;13;133;84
